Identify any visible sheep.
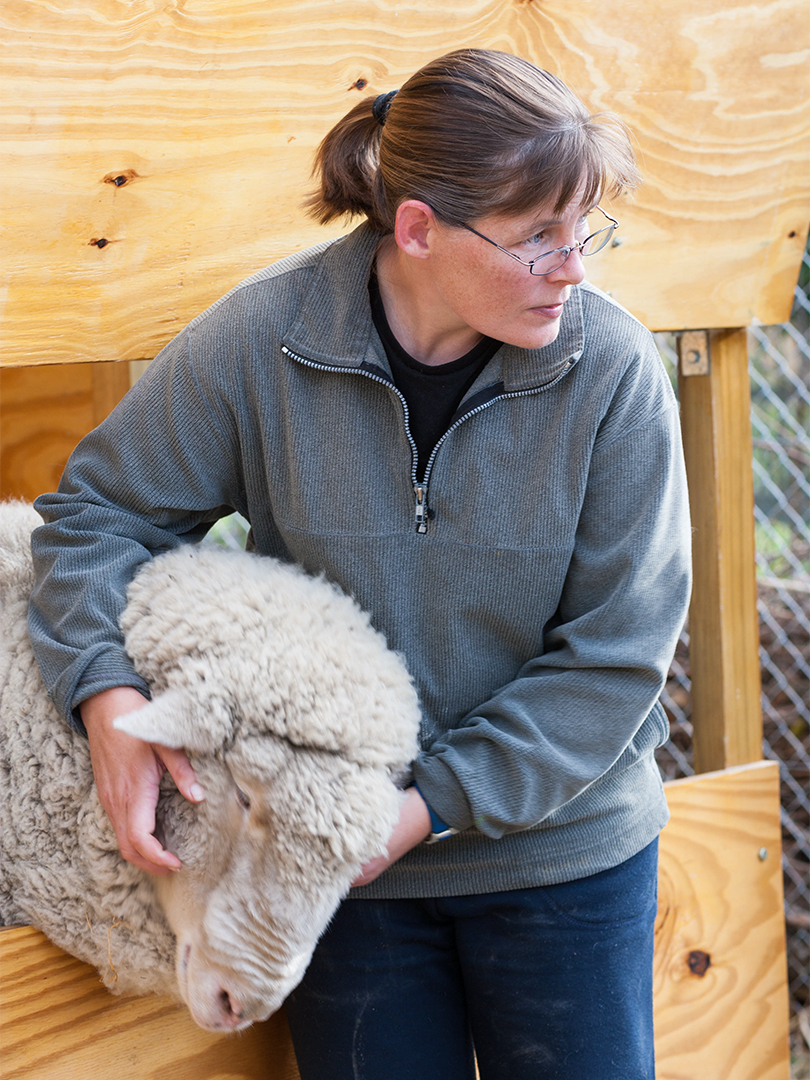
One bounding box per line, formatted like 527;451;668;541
0;500;421;1031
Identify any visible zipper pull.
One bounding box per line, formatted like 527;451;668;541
414;484;428;534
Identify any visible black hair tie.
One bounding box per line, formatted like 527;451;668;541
372;90;399;127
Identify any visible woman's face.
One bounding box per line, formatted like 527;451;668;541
426;196;591;351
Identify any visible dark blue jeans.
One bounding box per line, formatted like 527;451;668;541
284;839;658;1080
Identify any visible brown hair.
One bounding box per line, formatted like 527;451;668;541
306;49;640;233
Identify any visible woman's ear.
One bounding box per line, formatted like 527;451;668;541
393;200;437;259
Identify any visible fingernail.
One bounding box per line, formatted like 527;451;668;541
190;784;205;801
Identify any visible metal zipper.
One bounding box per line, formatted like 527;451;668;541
281;344;426;530
414;483;428;533
281;344;573;534
418;362;575;504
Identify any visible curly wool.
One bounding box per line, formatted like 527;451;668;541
0;501;421;1005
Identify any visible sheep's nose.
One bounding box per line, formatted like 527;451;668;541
218;988;245;1027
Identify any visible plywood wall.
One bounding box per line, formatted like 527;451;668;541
1;0;808;367
0;925;300;1080
0;362;131;501
655;761;789;1080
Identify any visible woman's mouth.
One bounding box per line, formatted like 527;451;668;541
532;302;565;319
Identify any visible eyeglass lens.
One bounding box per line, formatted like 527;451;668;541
529;223;616;276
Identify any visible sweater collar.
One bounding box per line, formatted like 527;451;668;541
281;222;585;392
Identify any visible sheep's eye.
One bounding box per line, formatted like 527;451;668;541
236;786;251;811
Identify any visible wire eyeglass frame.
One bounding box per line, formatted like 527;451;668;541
460;206;619;276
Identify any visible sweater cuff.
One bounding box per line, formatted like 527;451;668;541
61;648;151;736
413;783;450;834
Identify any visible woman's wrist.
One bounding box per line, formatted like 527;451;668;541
412;783;459;843
350;786;431;888
79;686;149;732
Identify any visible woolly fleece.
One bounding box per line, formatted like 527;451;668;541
0;500;420;1007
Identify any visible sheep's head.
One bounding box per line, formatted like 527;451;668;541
117;690;405;1030
113;546;421;1031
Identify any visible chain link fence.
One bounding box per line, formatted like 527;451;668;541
657;246;810;1075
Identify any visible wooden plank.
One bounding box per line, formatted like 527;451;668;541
0;362;130;502
1;0;808;367
0;925;300;1080
677;328;763;772
655;760;789;1080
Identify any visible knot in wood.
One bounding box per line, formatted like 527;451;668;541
687;950;711;977
103;169;139;187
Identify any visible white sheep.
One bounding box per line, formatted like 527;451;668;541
0;500;421;1030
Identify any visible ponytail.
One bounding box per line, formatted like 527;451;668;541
305;97;391;231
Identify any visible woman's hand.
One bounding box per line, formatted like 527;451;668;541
350;786;432;888
81;687;205;875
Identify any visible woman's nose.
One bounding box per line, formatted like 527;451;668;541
546;244;586;286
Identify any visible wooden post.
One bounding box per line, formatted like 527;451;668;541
677;328;763;773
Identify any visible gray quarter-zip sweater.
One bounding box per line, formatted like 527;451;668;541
29;223;691;898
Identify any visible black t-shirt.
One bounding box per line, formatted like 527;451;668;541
369;274;501;479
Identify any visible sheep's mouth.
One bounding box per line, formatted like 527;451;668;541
176;941;192;1000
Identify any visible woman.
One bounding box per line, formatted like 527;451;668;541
29;49;691;1079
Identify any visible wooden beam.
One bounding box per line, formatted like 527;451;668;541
678;328;763;772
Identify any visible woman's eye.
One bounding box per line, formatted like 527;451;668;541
236;786;251;811
526;232;545;246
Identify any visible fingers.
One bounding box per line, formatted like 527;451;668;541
350;854;390;888
120;793;182;876
81;687;194;875
156;743;206;804
350;786;432;887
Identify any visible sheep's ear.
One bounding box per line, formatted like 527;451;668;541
113;688;230;754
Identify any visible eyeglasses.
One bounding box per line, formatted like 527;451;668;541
460;206;619;276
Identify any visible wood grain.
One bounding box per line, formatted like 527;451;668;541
655;761;789;1080
1;0;808;367
0;362;131;502
677;329;764;771
0;925;300;1080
